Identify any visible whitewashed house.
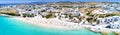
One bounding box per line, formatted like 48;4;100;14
110;21;120;29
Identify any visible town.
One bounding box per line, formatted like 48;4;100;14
0;2;120;34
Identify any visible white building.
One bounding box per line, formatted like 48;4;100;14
110;21;120;29
97;16;120;24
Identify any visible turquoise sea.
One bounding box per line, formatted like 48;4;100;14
0;16;102;35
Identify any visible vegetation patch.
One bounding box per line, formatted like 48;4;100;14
0;12;20;16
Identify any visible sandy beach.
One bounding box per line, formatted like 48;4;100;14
13;16;83;30
11;16;120;34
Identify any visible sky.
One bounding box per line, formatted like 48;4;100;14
0;0;120;4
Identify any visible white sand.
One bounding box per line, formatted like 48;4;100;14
11;16;120;33
13;16;83;30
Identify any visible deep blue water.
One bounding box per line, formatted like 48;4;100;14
0;16;102;35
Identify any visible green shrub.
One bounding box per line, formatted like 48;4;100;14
106;14;118;17
0;12;20;16
23;14;35;17
45;14;52;18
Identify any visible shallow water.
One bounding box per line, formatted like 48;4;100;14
0;16;102;35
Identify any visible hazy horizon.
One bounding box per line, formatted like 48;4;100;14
0;0;120;4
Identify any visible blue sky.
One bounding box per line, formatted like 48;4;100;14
0;0;120;4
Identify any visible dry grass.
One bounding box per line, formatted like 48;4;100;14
0;9;18;14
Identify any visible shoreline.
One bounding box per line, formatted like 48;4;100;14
1;15;120;35
13;16;83;30
11;16;120;31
